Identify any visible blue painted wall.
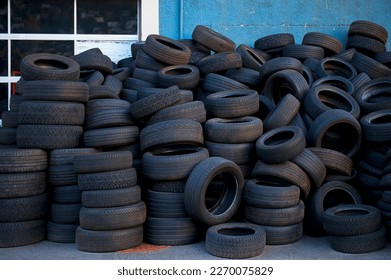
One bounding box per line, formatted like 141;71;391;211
159;0;391;49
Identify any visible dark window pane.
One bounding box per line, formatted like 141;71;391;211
0;40;7;76
0;1;7;33
11;0;73;33
77;0;137;34
11;40;74;74
0;84;8;112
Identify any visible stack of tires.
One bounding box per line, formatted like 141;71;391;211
323;204;387;253
46;148;98;243
0;148;48;247
74;151;145;252
378;191;391;239
17;53;87;150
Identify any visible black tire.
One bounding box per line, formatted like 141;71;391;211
0;148;47;173
351;72;371;91
291;148;326;188
302;32;343;56
148;101;206;125
0;171;46;199
135;49;168;71
48;164;78;186
258;57;303;87
244;179;300;208
205;89;259;118
129;85;181;120
142;146;209;180
85;108;133;130
76;225;143;252
157;64;200;89
225;67;260;87
192;25;236;53
205;141;255;165
348;20;388;45
88;85;119;100
82;186;141;208
254;33;295;51
308;147;353;176
20;53;80;81
78;168;138;191
74;151;133;173
144;34;191;65
83;126;139;148
86;98;131;113
305;181;362;236
205;222;266;259
103;75;123;95
347;35;386;56
307;109;362;159
311;75;355;96
144;217;200;246
140;119;204;152
50;203;81;224
150;180;186;193
133;67;159;85
304;84;360;120
204;117;263;144
282;44;324;61
17;124;83;150
351;52;391;79
72;48;113;75
236;44;267;71
360;109;391;143
79;201;146;231
0;193;48;222
251;160;311;199
328;226;387;254
263;223;303;245
47;221;78;243
83;70;104;86
354;78;391;113
202;73;249;93
19;101;85;125
49;148;99;166
256;126;306;164
146;190;187;218
263;94;301;131
52;185;81;204
323;204;381;236
17;80;89;103
196;52;242;75
0;219;46;248
184;157;244;225
245;201;305;226
262;69;309;104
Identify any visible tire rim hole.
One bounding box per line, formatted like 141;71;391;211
334;209;370;216
264;130;295;146
156;38;184;51
370;114;391;124
34;59;69;70
218;227;256;236
165;68;193;76
323;189;356;210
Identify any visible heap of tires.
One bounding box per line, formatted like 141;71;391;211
0;19;391;258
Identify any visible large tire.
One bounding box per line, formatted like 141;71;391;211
78;168;138;191
0;219;46;248
142;146;209;181
76;225;143;252
291;148;326;188
192;25;236;53
323;204;381;236
0;148;47;173
263;94;301;131
73;151;133;173
20;53;80;81
0;171;46;199
140;119;204;152
244;179;300;209
0;193;48;222
205;141;255;165
79;201;146;231
263;223;303;245
19;101;85;125
72;48;113;75
17;124;83;149
205;222;266;259
184;157;244;225
83;126;139;148
47;221;78;243
82;186;141;208
256;125;306;164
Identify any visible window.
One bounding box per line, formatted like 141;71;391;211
0;0;158;115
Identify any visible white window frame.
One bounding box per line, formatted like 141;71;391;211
0;0;159;110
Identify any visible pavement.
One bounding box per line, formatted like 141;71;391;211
1;234;390;260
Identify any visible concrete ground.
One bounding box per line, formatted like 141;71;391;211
1;234;390;260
